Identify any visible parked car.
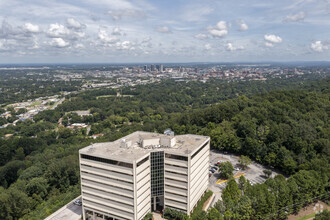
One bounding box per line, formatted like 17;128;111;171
73;199;82;206
212;166;218;170
234;167;240;171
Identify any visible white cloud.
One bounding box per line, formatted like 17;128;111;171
311;41;328;52
107;9;145;20
264;34;282;43
116;40;134;50
51;38;69;47
237;20;248;31
66;18;85;29
216;21;227;30
207;21;228;38
47;23;70;38
209;29;228;38
24;23;40;33
204;43;211;50
226;43;244;51
112;27;122;35
195;33;208;40
285;11;307;22
156;26;172;34
98;29;119;44
265;42;274;48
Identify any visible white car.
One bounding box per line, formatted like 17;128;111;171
73;199;82;206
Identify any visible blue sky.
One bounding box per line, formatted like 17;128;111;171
0;0;330;63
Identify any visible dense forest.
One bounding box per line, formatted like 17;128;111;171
0;77;329;219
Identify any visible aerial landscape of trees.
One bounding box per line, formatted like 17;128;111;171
0;75;328;219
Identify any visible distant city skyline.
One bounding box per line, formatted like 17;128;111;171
0;0;330;63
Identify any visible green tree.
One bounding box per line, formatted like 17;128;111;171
26;177;48;199
218;162;234;179
222;178;241;209
207;207;223;220
239;155;252;169
238;175;249;195
263;170;272;178
315;210;330;220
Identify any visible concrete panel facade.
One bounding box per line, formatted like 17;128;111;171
79;131;210;220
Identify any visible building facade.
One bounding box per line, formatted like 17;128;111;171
79;131;210;220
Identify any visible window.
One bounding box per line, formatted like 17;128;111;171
191;141;209;159
165;153;188;161
81;154;133;168
150;151;164;196
137;156;149;167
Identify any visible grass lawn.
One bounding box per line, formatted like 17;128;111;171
28;101;42;107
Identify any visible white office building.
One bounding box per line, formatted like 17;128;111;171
79;131;210;220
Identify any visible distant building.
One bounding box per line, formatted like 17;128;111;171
92;133;104;139
79;131;210;220
150;64;155;71
160;64;164;72
143;65;147;71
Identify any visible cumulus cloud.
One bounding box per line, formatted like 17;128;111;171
263;34;282;49
0;20;20;39
66;18;85;29
311;41;328;52
237;20;248;31
285;11;306;22
226;43;244;51
106;9;145;21
47;23;70;38
207;21;228;38
156;26;172;34
24;23;40;33
51;38;69;48
264;34;282;43
265;42;274;48
195;33;208;40
112;27;122;35
98;29;119;44
204;43;211;50
116;40;135;50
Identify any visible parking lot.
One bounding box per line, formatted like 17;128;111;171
208;149;279;207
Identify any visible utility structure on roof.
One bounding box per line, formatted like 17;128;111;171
79;130;210;220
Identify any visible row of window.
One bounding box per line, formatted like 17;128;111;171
165;205;187;213
82;178;134;194
137;156;149;167
82;185;134;203
83;192;134;209
165;153;188;161
81;164;133;177
191;141;209;159
81;154;133;168
81;171;133;185
84;200;133;219
85;209;128;220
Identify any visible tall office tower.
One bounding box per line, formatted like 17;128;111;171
143;65;147;71
79;131;210;220
150;64;155;71
156;65;160;72
160;64;164;72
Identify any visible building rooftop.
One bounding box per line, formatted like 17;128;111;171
79;131;209;163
